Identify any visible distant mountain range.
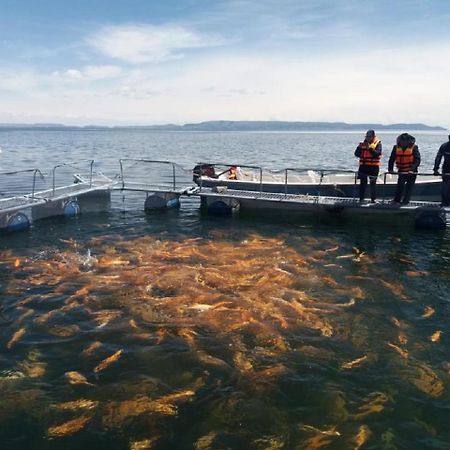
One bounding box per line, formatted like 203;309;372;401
0;120;446;131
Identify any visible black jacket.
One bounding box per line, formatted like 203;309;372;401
388;145;421;173
433;141;450;175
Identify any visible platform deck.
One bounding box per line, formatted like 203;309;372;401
197;188;447;213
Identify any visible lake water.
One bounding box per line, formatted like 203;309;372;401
0;130;449;449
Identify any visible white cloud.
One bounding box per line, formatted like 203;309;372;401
0;69;39;92
83;65;122;79
63;69;83;79
53;65;122;81
1;41;450;128
87;24;227;64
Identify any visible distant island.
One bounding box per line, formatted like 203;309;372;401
0;120;446;132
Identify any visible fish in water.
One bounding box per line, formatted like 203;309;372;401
47;414;92;437
351;425;372;450
430;331;442;342
65;371;94;386
53;399;99;411
298;424;341;436
81;341;102;357
341;355;368;370
6;327;26;349
422;306;435;318
93;349;123;373
352;392;389;420
387;342;408;359
407;361;444;398
130;437;160;450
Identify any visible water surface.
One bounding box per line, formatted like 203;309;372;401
0;130;449;449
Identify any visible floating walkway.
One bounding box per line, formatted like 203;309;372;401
198;187;448;229
1;160;449;232
0;162;116;232
0;159;194;232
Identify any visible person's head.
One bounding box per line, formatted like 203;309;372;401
397;133;414;149
365;129;376;143
397;133;408;149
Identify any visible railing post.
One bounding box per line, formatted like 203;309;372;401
32;169;38;200
353;172;357;200
119;159;125;190
89;160;94;187
284;169;288;197
52;165;57;196
259;167;263;195
318;170;324;198
382;172;387;203
172;163;176;190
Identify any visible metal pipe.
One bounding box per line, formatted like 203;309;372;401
284;169;288;197
259;167;263;195
382;172;387;203
52;165;57;196
89;160;94;187
172;163;176;190
51;159;95;196
119;159;125;190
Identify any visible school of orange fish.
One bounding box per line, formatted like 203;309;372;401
0;232;448;449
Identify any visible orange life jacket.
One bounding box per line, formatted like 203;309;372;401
359;138;381;166
395;145;415;172
228;166;238;180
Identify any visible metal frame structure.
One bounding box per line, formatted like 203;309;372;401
118;158;192;194
195;162;441;201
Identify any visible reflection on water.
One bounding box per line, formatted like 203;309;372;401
0;212;449;450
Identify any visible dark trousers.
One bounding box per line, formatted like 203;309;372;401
394;174;417;204
358;166;378;201
442;175;450;206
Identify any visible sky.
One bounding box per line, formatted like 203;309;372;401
1;0;450;127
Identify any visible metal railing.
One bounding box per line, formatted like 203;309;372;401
195;162;443;202
52;159;94;195
119;159;178;190
0;168;45;200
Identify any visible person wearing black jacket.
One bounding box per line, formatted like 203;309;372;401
433;135;450;206
354;129;382;202
388;133;421;205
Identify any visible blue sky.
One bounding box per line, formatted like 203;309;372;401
1;0;450;126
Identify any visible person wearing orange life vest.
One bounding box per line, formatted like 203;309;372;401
388;133;421;205
228;166;238;180
354;129;382;202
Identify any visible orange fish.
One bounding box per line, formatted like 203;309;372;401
81;341;102;357
47;414;92;437
341;355;368;370
351;425;372;450
65;371;94;386
388;342;408;359
430;331;442;343
54;399;99;411
6;327;26;349
422;306;435;318
93;349;123;373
